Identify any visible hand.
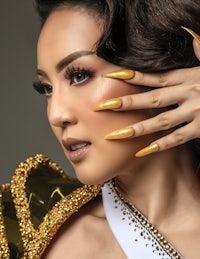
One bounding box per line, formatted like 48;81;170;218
94;37;200;157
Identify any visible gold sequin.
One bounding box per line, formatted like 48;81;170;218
0;154;101;258
0;184;10;258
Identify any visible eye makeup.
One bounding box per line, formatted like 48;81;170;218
64;65;95;86
33;81;53;96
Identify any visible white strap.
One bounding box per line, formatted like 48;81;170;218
102;181;179;259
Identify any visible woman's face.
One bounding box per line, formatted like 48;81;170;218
37;7;152;184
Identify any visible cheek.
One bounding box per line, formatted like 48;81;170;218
83;77;141;110
80;78;147;132
86;110;146;139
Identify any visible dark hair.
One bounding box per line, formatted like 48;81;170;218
35;0;109;26
35;0;200;166
35;0;200;72
98;0;200;72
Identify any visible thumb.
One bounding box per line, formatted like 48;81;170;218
193;39;200;61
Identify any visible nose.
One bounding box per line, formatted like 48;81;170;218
47;88;77;128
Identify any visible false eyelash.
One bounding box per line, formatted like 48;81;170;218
65;66;95;83
32;81;52;95
33;81;45;94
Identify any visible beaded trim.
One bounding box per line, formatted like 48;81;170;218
10;154;101;258
0;184;10;259
112;180;182;259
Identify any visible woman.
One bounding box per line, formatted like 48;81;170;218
1;0;200;258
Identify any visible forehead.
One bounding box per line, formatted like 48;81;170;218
37;7;102;67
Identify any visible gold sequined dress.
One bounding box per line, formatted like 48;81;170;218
0;154;101;259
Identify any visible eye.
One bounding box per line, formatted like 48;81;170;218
33;81;53;96
65;67;94;86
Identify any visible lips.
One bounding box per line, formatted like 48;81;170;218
62;138;91;163
70;143;89;151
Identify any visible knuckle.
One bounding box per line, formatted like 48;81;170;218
136;123;145;135
158;74;168;87
160;130;185;150
173;130;185;144
185;100;200;115
191;83;200;93
137;72;145;83
160;139;171;150
186;83;200;97
123;95;134;109
151;92;162;108
156;114;171;129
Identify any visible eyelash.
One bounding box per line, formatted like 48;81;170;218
65;66;94;85
33;81;52;96
33;66;95;95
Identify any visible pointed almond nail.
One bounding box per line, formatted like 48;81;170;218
103;69;135;80
182;27;200;44
94;98;122;111
135;143;159;157
105;127;134;140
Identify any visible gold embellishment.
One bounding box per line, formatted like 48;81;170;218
0;184;10;259
112;181;181;259
11;154;101;258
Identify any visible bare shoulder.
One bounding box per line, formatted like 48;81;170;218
42;196;126;259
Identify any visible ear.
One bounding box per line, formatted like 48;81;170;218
193;39;200;61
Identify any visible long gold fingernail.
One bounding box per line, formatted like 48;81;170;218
135;143;159;157
105;127;134;140
94;98;122;111
181;27;200;44
103;69;135;80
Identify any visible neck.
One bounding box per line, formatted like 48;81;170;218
115;145;200;229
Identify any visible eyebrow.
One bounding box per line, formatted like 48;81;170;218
56;50;95;72
36;50;95;77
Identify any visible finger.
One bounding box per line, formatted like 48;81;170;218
125;67;200;88
132;106;192;137
149;122;199;152
117;85;186;111
193;39;200;61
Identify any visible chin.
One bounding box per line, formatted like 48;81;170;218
75;170;111;186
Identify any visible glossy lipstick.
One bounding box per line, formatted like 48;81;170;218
62;138;91;163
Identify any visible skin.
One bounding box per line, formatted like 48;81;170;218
37;6;200;259
37;6;154;185
101;41;200;153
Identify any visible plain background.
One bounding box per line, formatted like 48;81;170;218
0;1;75;184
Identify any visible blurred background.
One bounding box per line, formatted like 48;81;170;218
0;1;75;184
